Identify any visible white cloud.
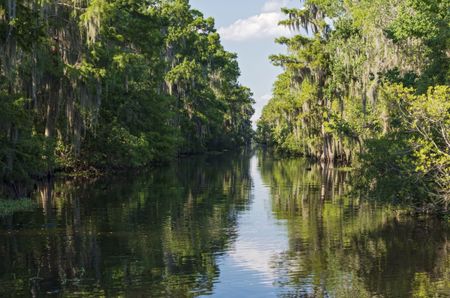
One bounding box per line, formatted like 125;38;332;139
218;0;296;42
229;240;281;284
218;12;293;41
262;0;288;13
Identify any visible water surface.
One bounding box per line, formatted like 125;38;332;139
0;152;449;297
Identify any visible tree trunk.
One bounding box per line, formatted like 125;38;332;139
45;80;59;138
31;44;38;109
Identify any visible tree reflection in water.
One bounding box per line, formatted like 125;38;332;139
0;152;252;297
258;151;449;297
0;151;448;297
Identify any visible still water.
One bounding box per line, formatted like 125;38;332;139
0;151;449;297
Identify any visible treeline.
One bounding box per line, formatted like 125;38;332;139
257;0;449;213
0;0;254;189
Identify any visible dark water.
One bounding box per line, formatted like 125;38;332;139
0;152;449;297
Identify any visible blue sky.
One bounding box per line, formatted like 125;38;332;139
190;0;298;126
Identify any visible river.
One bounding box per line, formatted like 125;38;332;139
0;151;449;297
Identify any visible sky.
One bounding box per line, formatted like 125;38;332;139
189;0;298;126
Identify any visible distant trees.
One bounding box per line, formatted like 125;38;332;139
257;0;449;213
0;0;254;189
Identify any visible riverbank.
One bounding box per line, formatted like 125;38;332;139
256;0;449;216
0;148;249;199
0;1;254;203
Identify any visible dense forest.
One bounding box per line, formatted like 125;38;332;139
257;0;449;214
0;0;254;194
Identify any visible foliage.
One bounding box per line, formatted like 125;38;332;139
360;85;449;213
257;0;449;213
0;0;254;193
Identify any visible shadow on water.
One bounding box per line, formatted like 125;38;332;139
0;150;448;297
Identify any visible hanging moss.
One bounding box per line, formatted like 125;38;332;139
0;0;254;193
257;0;449;213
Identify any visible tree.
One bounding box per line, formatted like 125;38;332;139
0;0;254;197
257;0;449;213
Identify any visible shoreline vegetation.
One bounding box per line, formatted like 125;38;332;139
256;0;449;215
0;0;448;217
0;1;254;198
